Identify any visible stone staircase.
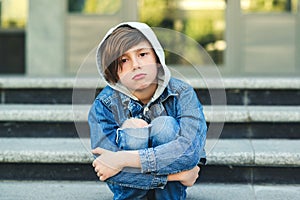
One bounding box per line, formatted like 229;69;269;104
0;76;300;199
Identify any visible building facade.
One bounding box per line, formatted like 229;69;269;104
1;0;300;76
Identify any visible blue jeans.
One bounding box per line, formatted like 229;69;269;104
111;116;187;200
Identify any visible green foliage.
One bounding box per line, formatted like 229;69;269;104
139;0;225;65
139;0;168;26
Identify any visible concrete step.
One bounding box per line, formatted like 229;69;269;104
0;105;299;138
1;76;300;89
0;76;300;105
1;138;299;167
0;138;299;183
0;181;299;200
1;104;299;123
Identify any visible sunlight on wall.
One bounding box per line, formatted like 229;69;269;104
179;0;225;10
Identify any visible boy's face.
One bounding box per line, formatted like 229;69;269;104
117;41;159;93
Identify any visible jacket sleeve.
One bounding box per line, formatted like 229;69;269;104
88;99;168;189
138;84;207;175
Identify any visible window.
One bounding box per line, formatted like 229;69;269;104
0;0;28;28
68;0;121;15
241;0;298;13
0;0;27;74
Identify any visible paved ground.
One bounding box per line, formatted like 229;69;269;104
1;181;299;200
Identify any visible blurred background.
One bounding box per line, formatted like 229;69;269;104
0;0;299;76
1;2;300;196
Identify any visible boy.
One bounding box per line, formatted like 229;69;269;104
89;22;207;200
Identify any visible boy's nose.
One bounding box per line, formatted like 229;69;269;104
132;57;141;70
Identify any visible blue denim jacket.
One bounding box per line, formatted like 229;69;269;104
88;77;207;189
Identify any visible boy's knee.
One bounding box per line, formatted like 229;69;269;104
151;116;178;129
150;116;180;146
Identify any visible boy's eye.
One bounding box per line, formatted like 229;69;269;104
120;58;127;63
140;52;148;57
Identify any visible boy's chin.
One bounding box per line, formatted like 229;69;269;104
130;85;148;92
130;82;153;91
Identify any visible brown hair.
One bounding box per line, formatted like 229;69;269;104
99;25;151;84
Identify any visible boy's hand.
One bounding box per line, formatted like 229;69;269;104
92;148;123;181
167;166;200;187
179;166;200;186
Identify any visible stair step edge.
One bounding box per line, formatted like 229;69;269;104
0;138;299;167
0;105;299;122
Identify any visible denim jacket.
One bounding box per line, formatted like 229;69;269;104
88;77;207;189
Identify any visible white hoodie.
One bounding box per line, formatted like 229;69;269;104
96;22;171;105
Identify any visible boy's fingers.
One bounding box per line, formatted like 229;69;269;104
92;147;105;155
99;175;107;181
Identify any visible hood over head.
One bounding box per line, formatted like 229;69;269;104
96;22;171;103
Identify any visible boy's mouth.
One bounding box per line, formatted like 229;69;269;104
132;73;146;80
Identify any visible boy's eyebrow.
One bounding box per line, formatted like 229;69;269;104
139;48;153;53
134;47;152;52
123;47;152;55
